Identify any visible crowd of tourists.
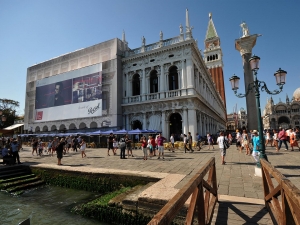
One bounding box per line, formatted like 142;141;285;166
0;137;23;165
1;127;299;166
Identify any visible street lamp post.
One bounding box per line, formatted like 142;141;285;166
229;55;287;168
0;109;7;129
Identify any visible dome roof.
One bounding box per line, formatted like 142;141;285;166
293;87;300;101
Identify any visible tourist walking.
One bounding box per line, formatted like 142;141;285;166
51;137;59;157
107;133;114;156
217;132;228;165
147;136;152;157
278;127;289;151
252;130;260;162
236;130;242;152
119;135;126;159
169;133;175;152
207;133;214;150
156;133;166;159
113;137;118;155
187;132;194;152
47;140;52;155
265;130;273;147
183;134;188;153
80;139;87;158
125;135;134;157
66;136;72;153
273;129;279;152
242;130;250;155
196;133;202;150
150;135;156;156
140;136;148;160
38;139;44;156
11;138;22;164
32;138;38;156
72;136;78;152
228;133;233;145
56;138;65;165
289;128;300;151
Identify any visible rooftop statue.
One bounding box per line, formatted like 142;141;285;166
240;22;250;37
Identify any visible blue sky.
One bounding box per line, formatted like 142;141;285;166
1;0;299;116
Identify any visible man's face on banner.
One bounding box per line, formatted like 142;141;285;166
55;84;61;95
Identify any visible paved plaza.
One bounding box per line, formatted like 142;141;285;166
17;143;300;200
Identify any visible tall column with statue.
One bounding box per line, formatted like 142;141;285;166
235;22;261;130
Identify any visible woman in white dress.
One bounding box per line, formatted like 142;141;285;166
80;139;87;158
265;130;273;147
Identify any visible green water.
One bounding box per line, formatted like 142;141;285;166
0;185;107;225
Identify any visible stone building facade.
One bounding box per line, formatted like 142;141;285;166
263;88;300;129
24;10;227;137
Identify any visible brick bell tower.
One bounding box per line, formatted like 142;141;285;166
203;13;227;109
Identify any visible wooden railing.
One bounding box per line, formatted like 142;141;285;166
261;159;300;225
148;157;218;225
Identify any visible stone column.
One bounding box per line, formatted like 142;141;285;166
188;109;197;138
126;73;130;102
186;58;194;90
159;65;165;99
183;107;188;135
161;111;166;135
235;34;259;130
123;115;126;129
181;60;187;96
142;69;146;101
126;115;129;130
199;113;202;135
143;113;147;130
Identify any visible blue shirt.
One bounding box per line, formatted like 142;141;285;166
2;148;8;157
11;142;19;152
253;136;260;152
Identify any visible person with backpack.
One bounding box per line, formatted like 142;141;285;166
207;133;214;150
119;135;126;159
187;132;194;152
217;131;228;165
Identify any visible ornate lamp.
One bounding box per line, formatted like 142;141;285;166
249;55;260;71
274;68;287;85
229;75;240;90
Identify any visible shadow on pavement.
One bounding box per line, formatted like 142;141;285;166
284;174;300;178
214;201;270;224
275;165;300;170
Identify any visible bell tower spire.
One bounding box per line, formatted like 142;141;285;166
203;13;226;109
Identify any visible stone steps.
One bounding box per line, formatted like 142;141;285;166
0;165;45;195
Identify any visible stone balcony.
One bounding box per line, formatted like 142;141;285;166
122;88;191;105
125;36;183;57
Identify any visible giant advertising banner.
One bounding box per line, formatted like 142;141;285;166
35;63;102;122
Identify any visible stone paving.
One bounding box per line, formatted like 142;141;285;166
16;143;300;200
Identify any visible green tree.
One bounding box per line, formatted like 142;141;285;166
0;98;20;128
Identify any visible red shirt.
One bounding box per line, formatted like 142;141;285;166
278;130;286;140
150;138;156;147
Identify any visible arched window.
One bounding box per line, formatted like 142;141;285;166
132;74;140;96
207;56;210;62
213;55;215;60
168;66;178;91
216;54;218;59
210;55;212;61
150;70;158;93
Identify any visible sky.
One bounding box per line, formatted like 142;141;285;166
1;0;299;117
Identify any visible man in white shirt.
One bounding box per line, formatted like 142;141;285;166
217;131;228;165
170;134;175;152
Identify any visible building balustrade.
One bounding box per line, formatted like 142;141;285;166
125;36;181;57
123;89;189;104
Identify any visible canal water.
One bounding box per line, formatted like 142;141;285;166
0;185;107;225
